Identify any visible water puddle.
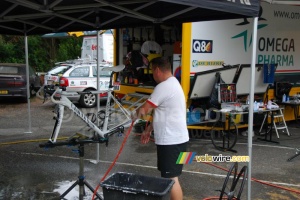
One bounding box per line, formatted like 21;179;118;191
54;180;102;200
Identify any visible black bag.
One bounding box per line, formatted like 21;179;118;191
208;72;225;109
127;50;146;68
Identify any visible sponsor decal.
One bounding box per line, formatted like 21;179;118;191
192;40;213;53
80;81;87;85
113;82;120;91
192;60;224;67
232;7;296;66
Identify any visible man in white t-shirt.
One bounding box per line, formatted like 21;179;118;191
132;57;189;200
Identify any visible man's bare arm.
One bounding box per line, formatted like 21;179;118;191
132;100;156;120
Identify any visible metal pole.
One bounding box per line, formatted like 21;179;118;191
247;16;258;200
95;30;101;163
79;144;84;200
24;34;32;134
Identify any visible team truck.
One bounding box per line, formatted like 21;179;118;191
81;31;114;63
115;2;300;125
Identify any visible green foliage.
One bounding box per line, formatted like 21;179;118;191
28;36;48;72
0;35;82;72
57;37;82;62
0;35;24;63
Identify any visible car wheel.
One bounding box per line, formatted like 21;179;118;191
21;96;28;103
79;90;97;108
30;86;36;97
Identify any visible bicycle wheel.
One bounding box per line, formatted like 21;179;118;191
219;162;238;200
231;166;248;199
211;120;238;152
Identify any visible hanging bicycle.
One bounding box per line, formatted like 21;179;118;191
39;65;139;200
48;65;133;143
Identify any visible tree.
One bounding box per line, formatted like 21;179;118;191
0;35;82;72
57;37;82;62
0;35;23;63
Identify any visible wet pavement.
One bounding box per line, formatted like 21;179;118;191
0;97;300;200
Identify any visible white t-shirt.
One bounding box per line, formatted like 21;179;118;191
147;76;189;145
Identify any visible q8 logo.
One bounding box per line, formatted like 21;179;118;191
192;39;213;53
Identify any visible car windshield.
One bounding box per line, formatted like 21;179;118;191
92;66;112;77
48;65;71;75
0;66;24;75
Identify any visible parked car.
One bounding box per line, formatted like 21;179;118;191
59;63;112;107
0;63;41;101
44;64;73;86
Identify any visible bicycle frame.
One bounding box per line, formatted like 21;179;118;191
49;65;132;143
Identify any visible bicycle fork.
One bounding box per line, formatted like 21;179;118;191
50;104;64;143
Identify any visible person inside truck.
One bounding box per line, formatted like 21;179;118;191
132;57;189;200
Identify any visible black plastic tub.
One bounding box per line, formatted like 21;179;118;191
100;172;174;200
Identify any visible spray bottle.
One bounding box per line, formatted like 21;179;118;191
282;94;286;102
254;101;258;111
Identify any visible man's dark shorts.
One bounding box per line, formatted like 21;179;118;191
157;142;187;178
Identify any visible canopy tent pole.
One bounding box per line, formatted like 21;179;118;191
247;16;259;200
24;34;32;134
94;30;101;164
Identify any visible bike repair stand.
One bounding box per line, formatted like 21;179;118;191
40;138;107;200
287;148;300;162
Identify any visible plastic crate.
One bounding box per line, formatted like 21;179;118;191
100;172;174;200
187;111;201;125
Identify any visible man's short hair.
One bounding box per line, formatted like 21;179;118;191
151;57;171;72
